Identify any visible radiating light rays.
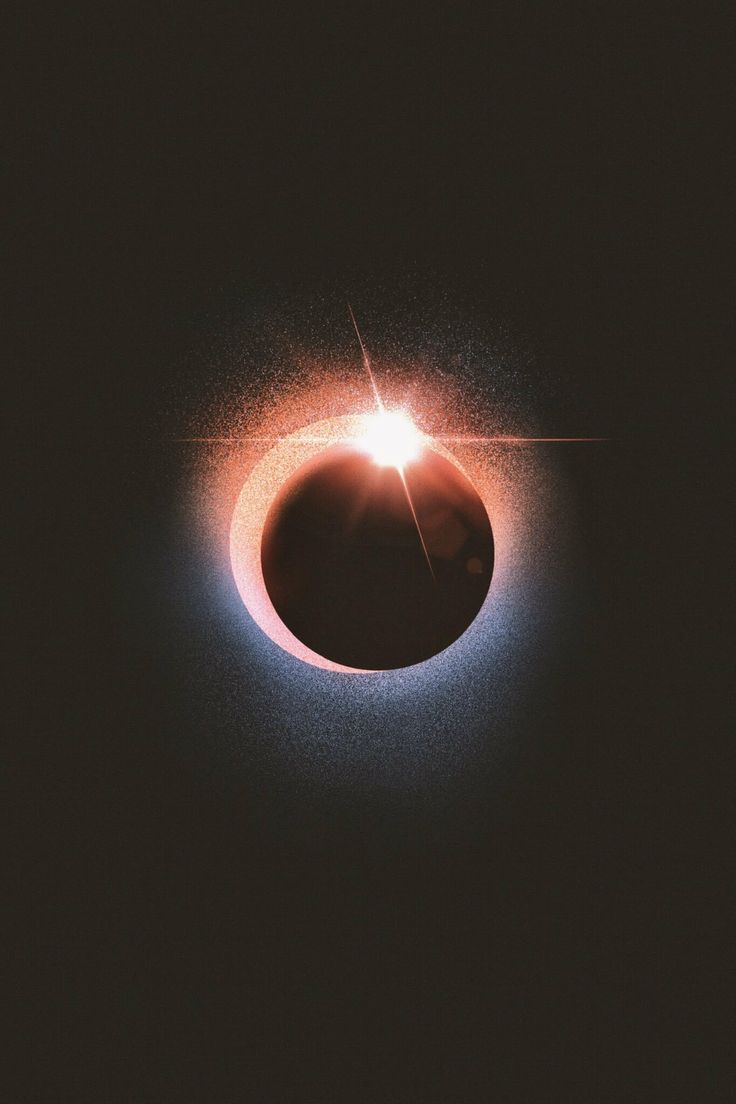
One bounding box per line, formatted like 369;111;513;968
180;309;609;666
178;308;608;600
174;308;606;790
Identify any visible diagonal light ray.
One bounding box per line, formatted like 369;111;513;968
347;304;437;582
348;303;384;413
397;464;436;582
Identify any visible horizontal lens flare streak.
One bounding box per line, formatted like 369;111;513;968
435;436;609;443
175;435;608;444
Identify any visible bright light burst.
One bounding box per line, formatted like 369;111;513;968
357;409;423;468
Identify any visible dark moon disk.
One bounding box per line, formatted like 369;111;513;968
261;445;494;670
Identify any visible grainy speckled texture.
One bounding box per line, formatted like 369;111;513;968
170;303;579;801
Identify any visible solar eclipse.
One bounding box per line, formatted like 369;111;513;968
174;301;607;789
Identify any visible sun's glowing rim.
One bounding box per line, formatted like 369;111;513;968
228;413;494;674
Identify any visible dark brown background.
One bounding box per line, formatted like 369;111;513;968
9;6;727;1101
